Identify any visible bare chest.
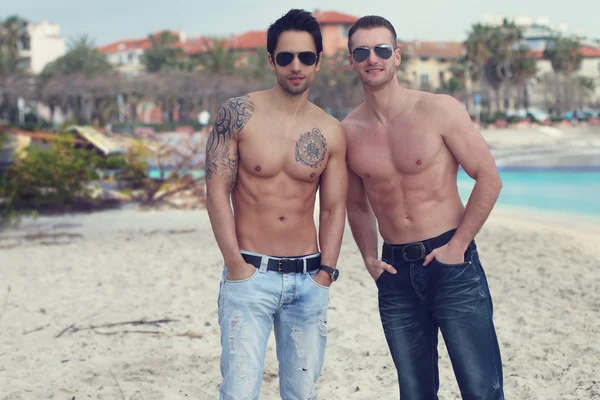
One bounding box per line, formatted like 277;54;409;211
238;121;329;182
347;124;443;180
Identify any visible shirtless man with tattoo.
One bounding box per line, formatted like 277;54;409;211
205;9;347;400
342;16;504;399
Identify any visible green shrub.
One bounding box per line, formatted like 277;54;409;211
0;134;103;220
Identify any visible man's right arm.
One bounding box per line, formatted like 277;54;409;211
205;96;254;275
346;166;397;280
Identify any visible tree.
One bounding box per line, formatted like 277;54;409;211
0;15;31;125
40;35;116;125
196;38;239;75
0;15;30;74
42;35;112;77
142;31;184;73
509;46;537;109
543;36;583;113
544;36;583;76
464;23;494;109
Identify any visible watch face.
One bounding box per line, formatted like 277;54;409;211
332;269;339;281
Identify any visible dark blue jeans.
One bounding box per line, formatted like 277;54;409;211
376;229;504;400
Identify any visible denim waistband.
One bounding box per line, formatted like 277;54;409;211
240;250;321;274
240;250;321;260
382;229;473;263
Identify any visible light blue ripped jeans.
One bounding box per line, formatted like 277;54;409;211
217;250;330;400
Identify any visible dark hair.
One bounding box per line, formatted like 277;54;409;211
267;9;323;58
347;15;398;52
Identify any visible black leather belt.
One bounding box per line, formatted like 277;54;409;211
382;229;469;263
242;253;321;273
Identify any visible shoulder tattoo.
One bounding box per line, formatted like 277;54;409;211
205;95;254;188
295;128;328;169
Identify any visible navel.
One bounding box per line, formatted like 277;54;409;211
279;216;286;222
416;160;422;165
365;173;371;179
405;215;413;222
310;173;316;178
255;166;261;172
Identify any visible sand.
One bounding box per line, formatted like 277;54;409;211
1;206;599;400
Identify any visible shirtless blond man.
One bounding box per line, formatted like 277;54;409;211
205;9;347;400
342;16;504;399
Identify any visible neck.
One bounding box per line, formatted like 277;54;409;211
270;84;310;116
362;76;406;124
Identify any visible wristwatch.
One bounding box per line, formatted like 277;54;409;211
319;265;339;282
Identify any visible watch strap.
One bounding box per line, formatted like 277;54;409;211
320;265;338;281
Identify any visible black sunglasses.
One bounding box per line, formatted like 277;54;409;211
274;51;318;67
351;44;394;63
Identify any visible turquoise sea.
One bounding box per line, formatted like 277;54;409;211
458;167;600;217
148;163;600;217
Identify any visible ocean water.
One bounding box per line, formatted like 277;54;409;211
147;165;600;217
458;167;600;216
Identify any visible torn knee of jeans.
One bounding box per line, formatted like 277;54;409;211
318;308;328;337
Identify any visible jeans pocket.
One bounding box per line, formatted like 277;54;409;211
432;247;475;268
224;266;259;283
375;270;388;284
307;270;330;290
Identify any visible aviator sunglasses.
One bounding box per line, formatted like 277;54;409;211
351;44;394;63
274;51;318;67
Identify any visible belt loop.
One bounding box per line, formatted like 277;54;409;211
302;258;307;274
259;256;268;273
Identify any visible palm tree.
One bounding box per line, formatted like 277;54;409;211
0;15;30;74
40;35;115;125
42;35;112;77
509;46;537;110
0;15;31;125
543;36;583;113
464;23;494;111
141;31;183;73
485;20;523;112
196;38;238;75
544;36;583;76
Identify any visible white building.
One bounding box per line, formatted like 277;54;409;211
19;20;67;74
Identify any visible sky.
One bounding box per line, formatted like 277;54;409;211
4;0;600;47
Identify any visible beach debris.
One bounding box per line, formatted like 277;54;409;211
22;324;50;335
55;318;177;338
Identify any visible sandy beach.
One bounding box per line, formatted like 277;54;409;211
1;204;599;400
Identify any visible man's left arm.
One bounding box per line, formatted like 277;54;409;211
316;123;348;285
424;96;502;265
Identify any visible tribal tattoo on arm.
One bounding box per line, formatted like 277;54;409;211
295;128;327;169
205;95;254;190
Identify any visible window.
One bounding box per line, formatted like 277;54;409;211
339;25;350;37
420;72;429;85
439;71;445;83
